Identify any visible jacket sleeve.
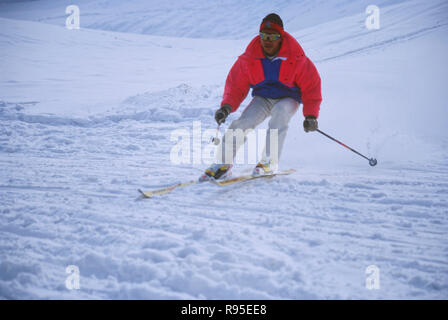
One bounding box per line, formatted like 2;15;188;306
221;57;251;112
295;57;322;118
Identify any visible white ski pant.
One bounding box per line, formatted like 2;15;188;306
216;96;299;167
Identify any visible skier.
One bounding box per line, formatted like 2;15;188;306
201;13;322;181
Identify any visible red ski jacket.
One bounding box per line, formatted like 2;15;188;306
221;32;322;118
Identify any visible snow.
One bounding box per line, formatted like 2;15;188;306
1;0;447;299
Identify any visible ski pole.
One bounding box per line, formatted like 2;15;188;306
211;124;221;145
316;129;377;166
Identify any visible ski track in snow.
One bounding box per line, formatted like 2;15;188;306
1;0;448;299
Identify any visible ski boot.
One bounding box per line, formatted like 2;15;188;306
252;160;274;176
199;163;233;182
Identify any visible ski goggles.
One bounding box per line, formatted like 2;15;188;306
259;32;281;41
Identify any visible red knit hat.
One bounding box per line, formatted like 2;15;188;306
259;13;284;37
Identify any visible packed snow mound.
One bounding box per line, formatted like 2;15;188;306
0;84;222;126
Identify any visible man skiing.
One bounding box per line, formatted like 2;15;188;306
201;13;322;181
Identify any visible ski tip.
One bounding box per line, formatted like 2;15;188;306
137;189;150;199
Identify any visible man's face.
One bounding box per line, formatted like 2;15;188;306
260;28;282;56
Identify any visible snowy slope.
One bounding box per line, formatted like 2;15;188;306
0;0;410;39
1;0;448;299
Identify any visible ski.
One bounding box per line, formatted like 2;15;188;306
209;168;296;186
138;169;295;199
138;180;197;199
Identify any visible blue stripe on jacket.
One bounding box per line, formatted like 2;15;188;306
251;57;302;102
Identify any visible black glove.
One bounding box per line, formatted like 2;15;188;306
215;104;232;125
303;115;318;132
